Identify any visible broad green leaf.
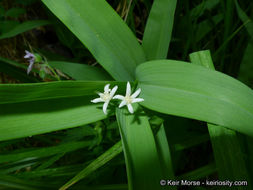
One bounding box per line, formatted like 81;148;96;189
0;96;106;141
190;50;251;182
0;81;127;141
49;61;112;81
0;81;127;140
136;60;253;136
142;0;177;60
0;20;51;39
116;105;167;190
42;0;146;81
59;141;122;190
0;81;124;104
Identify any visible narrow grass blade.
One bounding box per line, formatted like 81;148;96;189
0;20;51;39
173;134;209;151
155;125;175;181
35;153;65;170
59;141;122;190
49;61;112;81
0;141;91;163
214;20;250;57
142;0;177;60
0;175;56;190
195;14;223;42
220;0;235;66
116;105;169;190
136;60;253;136
235;0;253;87
190;50;251;183
178;163;216;180
42;0;146;81
190;0;220;18
234;0;253;37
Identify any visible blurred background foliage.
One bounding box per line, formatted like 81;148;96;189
0;0;252;189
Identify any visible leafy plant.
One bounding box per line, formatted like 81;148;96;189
0;0;253;189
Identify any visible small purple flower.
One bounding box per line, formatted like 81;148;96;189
24;50;35;74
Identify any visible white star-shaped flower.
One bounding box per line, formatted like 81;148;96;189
113;82;144;114
91;84;118;114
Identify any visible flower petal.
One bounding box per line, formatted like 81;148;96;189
119;100;127;108
132;98;144;103
91;98;103;103
110;86;118;97
104;84;110;93
126;82;131;96
113;95;124;100
131;88;141;98
103;101;109;114
27;62;34;75
127;104;134;114
24;50;34;59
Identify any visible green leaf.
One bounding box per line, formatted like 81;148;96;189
0;174;56;190
190;50;251;182
155;125;175;181
0;20;19;34
0;57;39;83
178;163;216;180
0;96;106;141
49;61;112;81
195;14;223;42
235;0;253;88
5;7;25;18
0;20;51;39
0;141;91;164
234;0;253;37
116;105;167;190
59;141;122;190
0;81;124;104
0;81;127;141
142;0;177;60
238;40;253;88
136;60;253;136
42;0;146;81
190;0;220;18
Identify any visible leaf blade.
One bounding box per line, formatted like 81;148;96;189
142;0;177;60
136;60;253;136
42;0;146;81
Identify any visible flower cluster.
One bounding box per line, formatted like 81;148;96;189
91;82;144;114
